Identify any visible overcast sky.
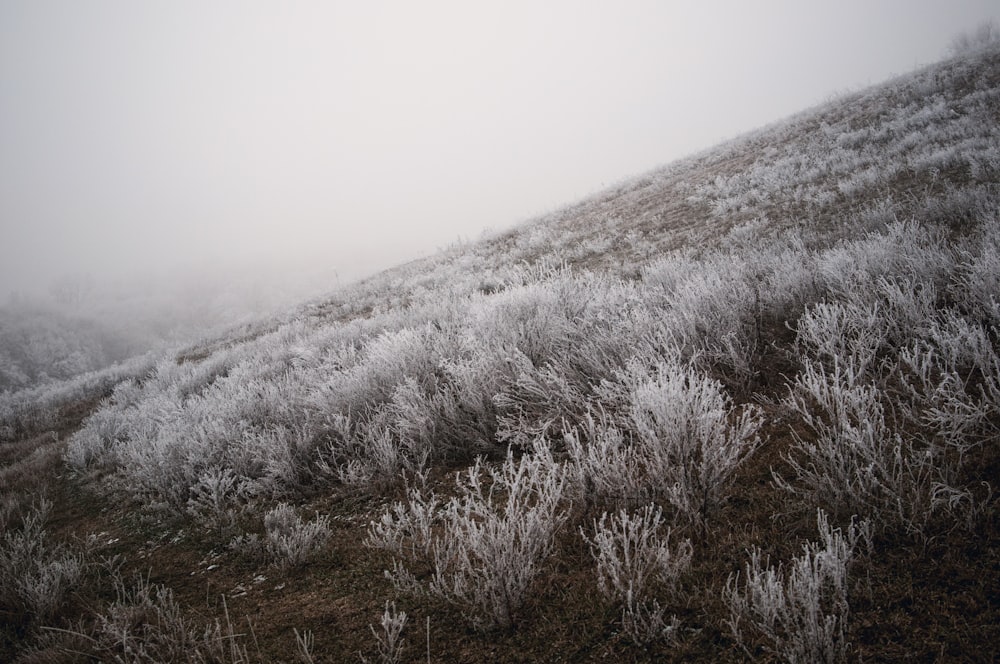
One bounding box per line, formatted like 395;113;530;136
2;0;999;300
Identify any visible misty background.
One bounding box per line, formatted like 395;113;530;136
2;0;1000;390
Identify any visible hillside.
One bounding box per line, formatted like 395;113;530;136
2;42;1000;662
0;304;139;392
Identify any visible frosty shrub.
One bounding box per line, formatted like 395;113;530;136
953;218;1000;326
432;344;531;456
468;275;581;369
563;411;643;509
487;274;641;449
329;407;429;492
776;360;937;531
264;503;331;570
601;359;762;525
186;466;247;532
899;312;1000;457
777;360;888;512
725;511;869;664
1;351;158;444
794;301;886;377
495;360;592;450
815;222;953;311
330;326;441;413
582;504;693;643
63;404;132;472
368;450;568;630
642;252;761;386
871;276;940;347
361;601;408;664
77;571;254;663
0;499;85;622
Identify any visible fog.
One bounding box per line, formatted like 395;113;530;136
2;1;999;314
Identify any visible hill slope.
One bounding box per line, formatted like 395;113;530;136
2;44;1000;662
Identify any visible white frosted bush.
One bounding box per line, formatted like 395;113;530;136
332;415;415;491
367;450;568;630
481;275;643;447
320;400;436;492
850;223;955;303
495;361;592;450
87;571;252;663
872;276;940;345
186;467;246;531
386;376;442;458
725;511;869;664
433;344;531;454
777;360;941;533
582;504;693;643
467;278;578;368
954;221;1000;326
778;361;897;511
900;335;997;458
16;553;85;622
0;499;85;622
795;301;885;377
893;313;1000;532
1;351;158;444
64;405;132;471
340;327;439;407
785;288;996;533
642;252;761;383
362;601;408;664
264;503;331;570
563;412;642;508
601;359;762;525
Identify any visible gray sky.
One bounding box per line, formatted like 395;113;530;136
2;0;999;299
